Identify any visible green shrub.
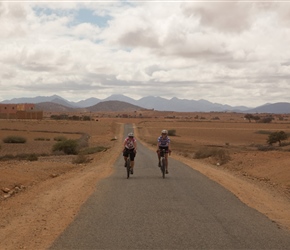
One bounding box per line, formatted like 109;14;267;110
52;139;78;155
3;136;26;143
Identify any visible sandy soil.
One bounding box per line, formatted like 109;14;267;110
0;116;290;249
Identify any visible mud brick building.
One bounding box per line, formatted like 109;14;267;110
0;103;43;120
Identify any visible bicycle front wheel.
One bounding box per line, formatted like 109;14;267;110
161;158;166;179
126;158;131;179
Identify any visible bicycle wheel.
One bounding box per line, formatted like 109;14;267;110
126;158;131;179
161;157;166;179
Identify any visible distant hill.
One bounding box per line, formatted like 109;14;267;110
2;95;69;105
86;100;144;112
244;102;290;114
35;102;76;112
2;94;290;113
74;97;101;108
50;97;78;108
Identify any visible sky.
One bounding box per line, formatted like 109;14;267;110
1;1;290;107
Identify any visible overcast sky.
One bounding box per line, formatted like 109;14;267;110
1;1;290;107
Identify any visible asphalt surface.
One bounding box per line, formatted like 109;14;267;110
50;124;290;250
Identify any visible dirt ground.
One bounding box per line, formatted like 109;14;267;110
0;113;290;249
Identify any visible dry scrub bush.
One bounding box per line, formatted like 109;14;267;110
72;155;91;164
194;147;230;165
3;136;26;143
54;136;67;142
34;137;50;141
256;145;277;151
79;146;107;155
52;139;78;155
0;153;38;161
168;129;176;136
76;133;89;149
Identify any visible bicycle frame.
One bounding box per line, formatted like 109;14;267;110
159;149;166;178
126;150;135;179
126;156;131;179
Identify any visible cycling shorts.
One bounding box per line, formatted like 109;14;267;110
159;146;169;153
123;148;136;161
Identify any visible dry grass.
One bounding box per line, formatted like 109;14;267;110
1;112;290;194
0;119;118;157
136;117;290;154
135;113;290;196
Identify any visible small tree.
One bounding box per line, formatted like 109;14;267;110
244;114;254;122
253;115;260;122
267;131;288;146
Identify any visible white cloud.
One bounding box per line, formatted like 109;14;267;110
181;2;255;33
1;2;290;107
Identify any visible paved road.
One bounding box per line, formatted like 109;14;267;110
50;124;290;249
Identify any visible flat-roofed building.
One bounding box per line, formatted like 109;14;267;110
0;103;43;119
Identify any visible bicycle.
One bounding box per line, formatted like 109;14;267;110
159;149;166;178
125;151;135;179
126;156;131;179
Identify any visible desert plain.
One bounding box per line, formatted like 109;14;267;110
0;110;290;249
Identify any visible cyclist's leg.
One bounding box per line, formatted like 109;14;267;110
130;161;134;171
123;149;128;167
165;148;169;173
130;150;135;169
157;147;161;167
124;157;128;167
165;153;168;169
129;150;135;174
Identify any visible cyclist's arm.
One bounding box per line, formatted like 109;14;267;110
123;138;127;150
157;140;160;151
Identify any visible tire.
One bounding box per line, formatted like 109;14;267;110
161;157;166;179
126;158;131;179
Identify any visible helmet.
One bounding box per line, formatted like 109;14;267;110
128;132;134;137
161;130;168;135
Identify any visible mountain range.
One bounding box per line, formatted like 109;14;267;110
1;94;290;114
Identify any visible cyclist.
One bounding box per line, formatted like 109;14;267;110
123;132;137;174
157;129;171;174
